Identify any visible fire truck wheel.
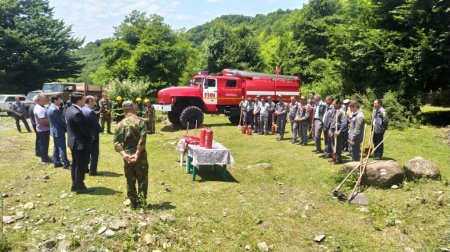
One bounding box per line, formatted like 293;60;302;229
168;111;181;125
179;106;203;129
227;115;240;125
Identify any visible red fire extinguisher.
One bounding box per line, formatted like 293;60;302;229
199;128;206;147
247;124;252;135
205;129;213;149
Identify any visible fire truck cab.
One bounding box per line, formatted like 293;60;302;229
154;69;300;128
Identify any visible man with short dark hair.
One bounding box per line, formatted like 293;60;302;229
82;96;102;175
275;95;287;141
114;100;149;209
348;101;365;162
48;96;70;168
66;92;95;194
312;95;327;153
328;99;347;164
10;96;31;133
322;96;334;158
287;96;299;143
34;94;52;163
372;99;388;160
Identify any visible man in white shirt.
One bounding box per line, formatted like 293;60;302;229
259;99;271;135
34;94;52;163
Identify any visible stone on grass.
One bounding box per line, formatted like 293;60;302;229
314;234;326;242
123;199;131;206
358;207;369;213
12;223;23;230
349;193;369;206
1;193;8;198
15;212;25;220
42;239;57;249
160;214;175;222
23;202;34;209
258;221;272;229
42;174;50;180
257;242;269;252
247;163;272;170
58;240;71;251
2;216;16;224
245;245;251;250
341;161;404;188
404;157;441;180
97;226;107;235
144;234;156;245
104;229;115;238
36;218;45;225
109;219;128;231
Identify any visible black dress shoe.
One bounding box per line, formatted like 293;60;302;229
54;163;63;168
76;188;95;194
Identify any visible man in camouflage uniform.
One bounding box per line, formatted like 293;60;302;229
144;98;156;134
113;96;125;123
274;95;287;141
135;97;144;117
99;92;112;134
114;101;149;209
348;101;365;162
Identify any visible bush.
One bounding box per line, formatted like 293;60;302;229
104;79;151;101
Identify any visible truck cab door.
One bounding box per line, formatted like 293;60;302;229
203;78;217;105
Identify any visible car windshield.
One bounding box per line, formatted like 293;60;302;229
0;95;5;102
42;83;63;92
190;78;204;87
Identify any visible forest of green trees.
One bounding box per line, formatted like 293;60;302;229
1;0;449;112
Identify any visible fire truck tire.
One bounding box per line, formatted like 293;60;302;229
227;115;240;125
179;106;203;129
168;111;181;125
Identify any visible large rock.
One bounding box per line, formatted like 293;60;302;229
404;157;441;180
341;161;404;188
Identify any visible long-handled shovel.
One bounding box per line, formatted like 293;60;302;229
333;125;367;195
347;132;392;201
237;109;243;131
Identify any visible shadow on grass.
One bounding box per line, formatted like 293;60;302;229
100;171;123;177
196;166;239;183
160;125;182;132
420;110;450;126
90;187;122;196
149;201;176;211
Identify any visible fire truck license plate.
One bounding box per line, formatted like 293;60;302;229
153;104;172;112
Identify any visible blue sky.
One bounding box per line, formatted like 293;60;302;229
49;0;308;43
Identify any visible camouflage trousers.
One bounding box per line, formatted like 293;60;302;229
124;154;149;204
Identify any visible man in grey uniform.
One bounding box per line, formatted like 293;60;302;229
328;99;347;164
348;101;365;162
342;99;350;152
287;96;298;143
253;96;261;133
312;95;327;153
274;95;287;141
10;96;32;133
296;96;310;145
372;99;388;160
322;96;334;158
244;96;254;127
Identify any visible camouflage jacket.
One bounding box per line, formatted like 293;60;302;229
99;98;111;117
114;114;147;156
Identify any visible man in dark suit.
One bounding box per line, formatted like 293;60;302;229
47;95;70;169
65;92;95;194
82;95;102;176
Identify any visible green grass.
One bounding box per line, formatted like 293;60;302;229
420;105;450;113
0;114;449;251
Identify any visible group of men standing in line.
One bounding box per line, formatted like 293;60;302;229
239;93;389;164
9;92;153;201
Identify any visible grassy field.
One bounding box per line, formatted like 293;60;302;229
0;113;449;251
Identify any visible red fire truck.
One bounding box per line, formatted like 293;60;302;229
154;69;301;128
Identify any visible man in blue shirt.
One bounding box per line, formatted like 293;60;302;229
48;96;70;168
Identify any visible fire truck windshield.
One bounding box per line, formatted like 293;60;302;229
190;78;204;87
